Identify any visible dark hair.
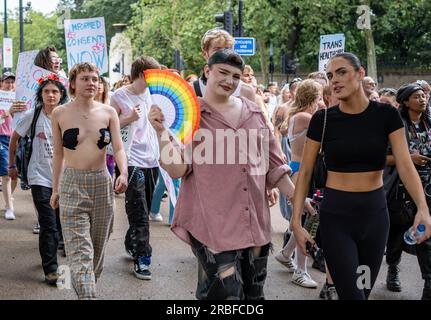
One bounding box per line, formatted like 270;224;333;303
131;56;161;81
207;49;245;71
329;52;362;71
35;79;69;107
398;85;431;125
34;46;57;71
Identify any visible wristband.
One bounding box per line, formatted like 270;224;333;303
8;165;16;169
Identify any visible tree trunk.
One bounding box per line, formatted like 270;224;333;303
364;0;377;80
258;38;268;85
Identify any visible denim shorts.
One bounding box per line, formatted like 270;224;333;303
0;135;10;176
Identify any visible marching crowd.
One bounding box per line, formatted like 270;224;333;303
1;28;431;301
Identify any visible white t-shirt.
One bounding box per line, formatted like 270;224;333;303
16;109;54;188
110;86;159;168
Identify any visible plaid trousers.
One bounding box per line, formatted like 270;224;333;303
59;168;114;300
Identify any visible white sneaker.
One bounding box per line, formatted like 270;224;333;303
149;212;163;222
274;250;296;272
33;223;40;234
292;269;318;288
5;209;16;220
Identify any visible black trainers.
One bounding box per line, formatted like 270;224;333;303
312;248;326;273
45;272;59;285
134;255;152;280
386;265;402;292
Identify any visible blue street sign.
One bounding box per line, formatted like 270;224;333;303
234;37;255;56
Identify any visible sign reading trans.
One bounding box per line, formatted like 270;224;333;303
234;37;256;56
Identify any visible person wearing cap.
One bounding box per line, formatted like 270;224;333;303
0;72;17;220
148;49;315;300
384;83;431;300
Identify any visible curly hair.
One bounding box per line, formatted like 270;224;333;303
279;80;322;133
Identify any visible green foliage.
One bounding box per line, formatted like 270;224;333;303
1;0;431;76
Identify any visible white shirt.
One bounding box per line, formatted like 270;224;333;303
16;109;54;188
110;86;159;168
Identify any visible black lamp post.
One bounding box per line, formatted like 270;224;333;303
3;0;7;38
19;1;32;52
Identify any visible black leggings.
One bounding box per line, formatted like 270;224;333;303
320;187;389;300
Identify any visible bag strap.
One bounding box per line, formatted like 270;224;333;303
27;106;43;162
193;79;202;97
319;107;328;153
30;106;43;141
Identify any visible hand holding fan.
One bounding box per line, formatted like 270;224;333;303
144;69;200;145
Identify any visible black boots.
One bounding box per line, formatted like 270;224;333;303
386;265;402;292
422;279;431;300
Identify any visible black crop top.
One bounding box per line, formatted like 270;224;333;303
307;101;404;173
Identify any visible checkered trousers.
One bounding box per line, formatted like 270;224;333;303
59;168;114;300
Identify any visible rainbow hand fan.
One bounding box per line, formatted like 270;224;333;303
144;69;200;145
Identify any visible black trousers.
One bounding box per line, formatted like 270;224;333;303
124;166;158;258
386;197;431;281
31;185;62;275
320;187;389;300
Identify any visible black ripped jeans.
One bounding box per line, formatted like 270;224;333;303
124;166;158;259
31;185;63;275
190;234;270;300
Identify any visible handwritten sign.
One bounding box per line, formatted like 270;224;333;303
0;90;15;110
106;124;135;156
319;33;345;72
64;17;108;74
14;51;69;128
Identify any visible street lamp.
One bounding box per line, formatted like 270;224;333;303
4;0;7;38
19;1;32;52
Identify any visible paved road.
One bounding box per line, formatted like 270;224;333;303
0;188;424;300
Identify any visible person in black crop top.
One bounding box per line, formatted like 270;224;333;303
290;52;431;300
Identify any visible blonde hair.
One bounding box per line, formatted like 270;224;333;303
281;79;322;132
201;28;234;52
68;62;99;97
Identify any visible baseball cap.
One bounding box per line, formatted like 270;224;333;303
1;72;15;81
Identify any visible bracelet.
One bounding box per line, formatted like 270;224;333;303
8;165;16;169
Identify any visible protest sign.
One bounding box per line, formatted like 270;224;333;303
64;17;108;74
0;90;15;110
319;33;345;72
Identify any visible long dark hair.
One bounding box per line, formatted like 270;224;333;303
35;79;69;107
34;46;57;71
399;92;431;127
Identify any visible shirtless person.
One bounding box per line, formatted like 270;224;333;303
50;62;128;300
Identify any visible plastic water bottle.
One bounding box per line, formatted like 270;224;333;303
404;224;426;245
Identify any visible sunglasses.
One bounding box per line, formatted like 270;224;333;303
51;57;63;64
416;80;428;87
379;88;397;95
290;78;302;85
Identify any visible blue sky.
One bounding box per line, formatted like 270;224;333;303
9;0;60;16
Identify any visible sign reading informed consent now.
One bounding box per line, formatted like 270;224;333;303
319;33;345;72
64;17;108;74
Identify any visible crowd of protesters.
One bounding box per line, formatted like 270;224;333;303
1;28;431;301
